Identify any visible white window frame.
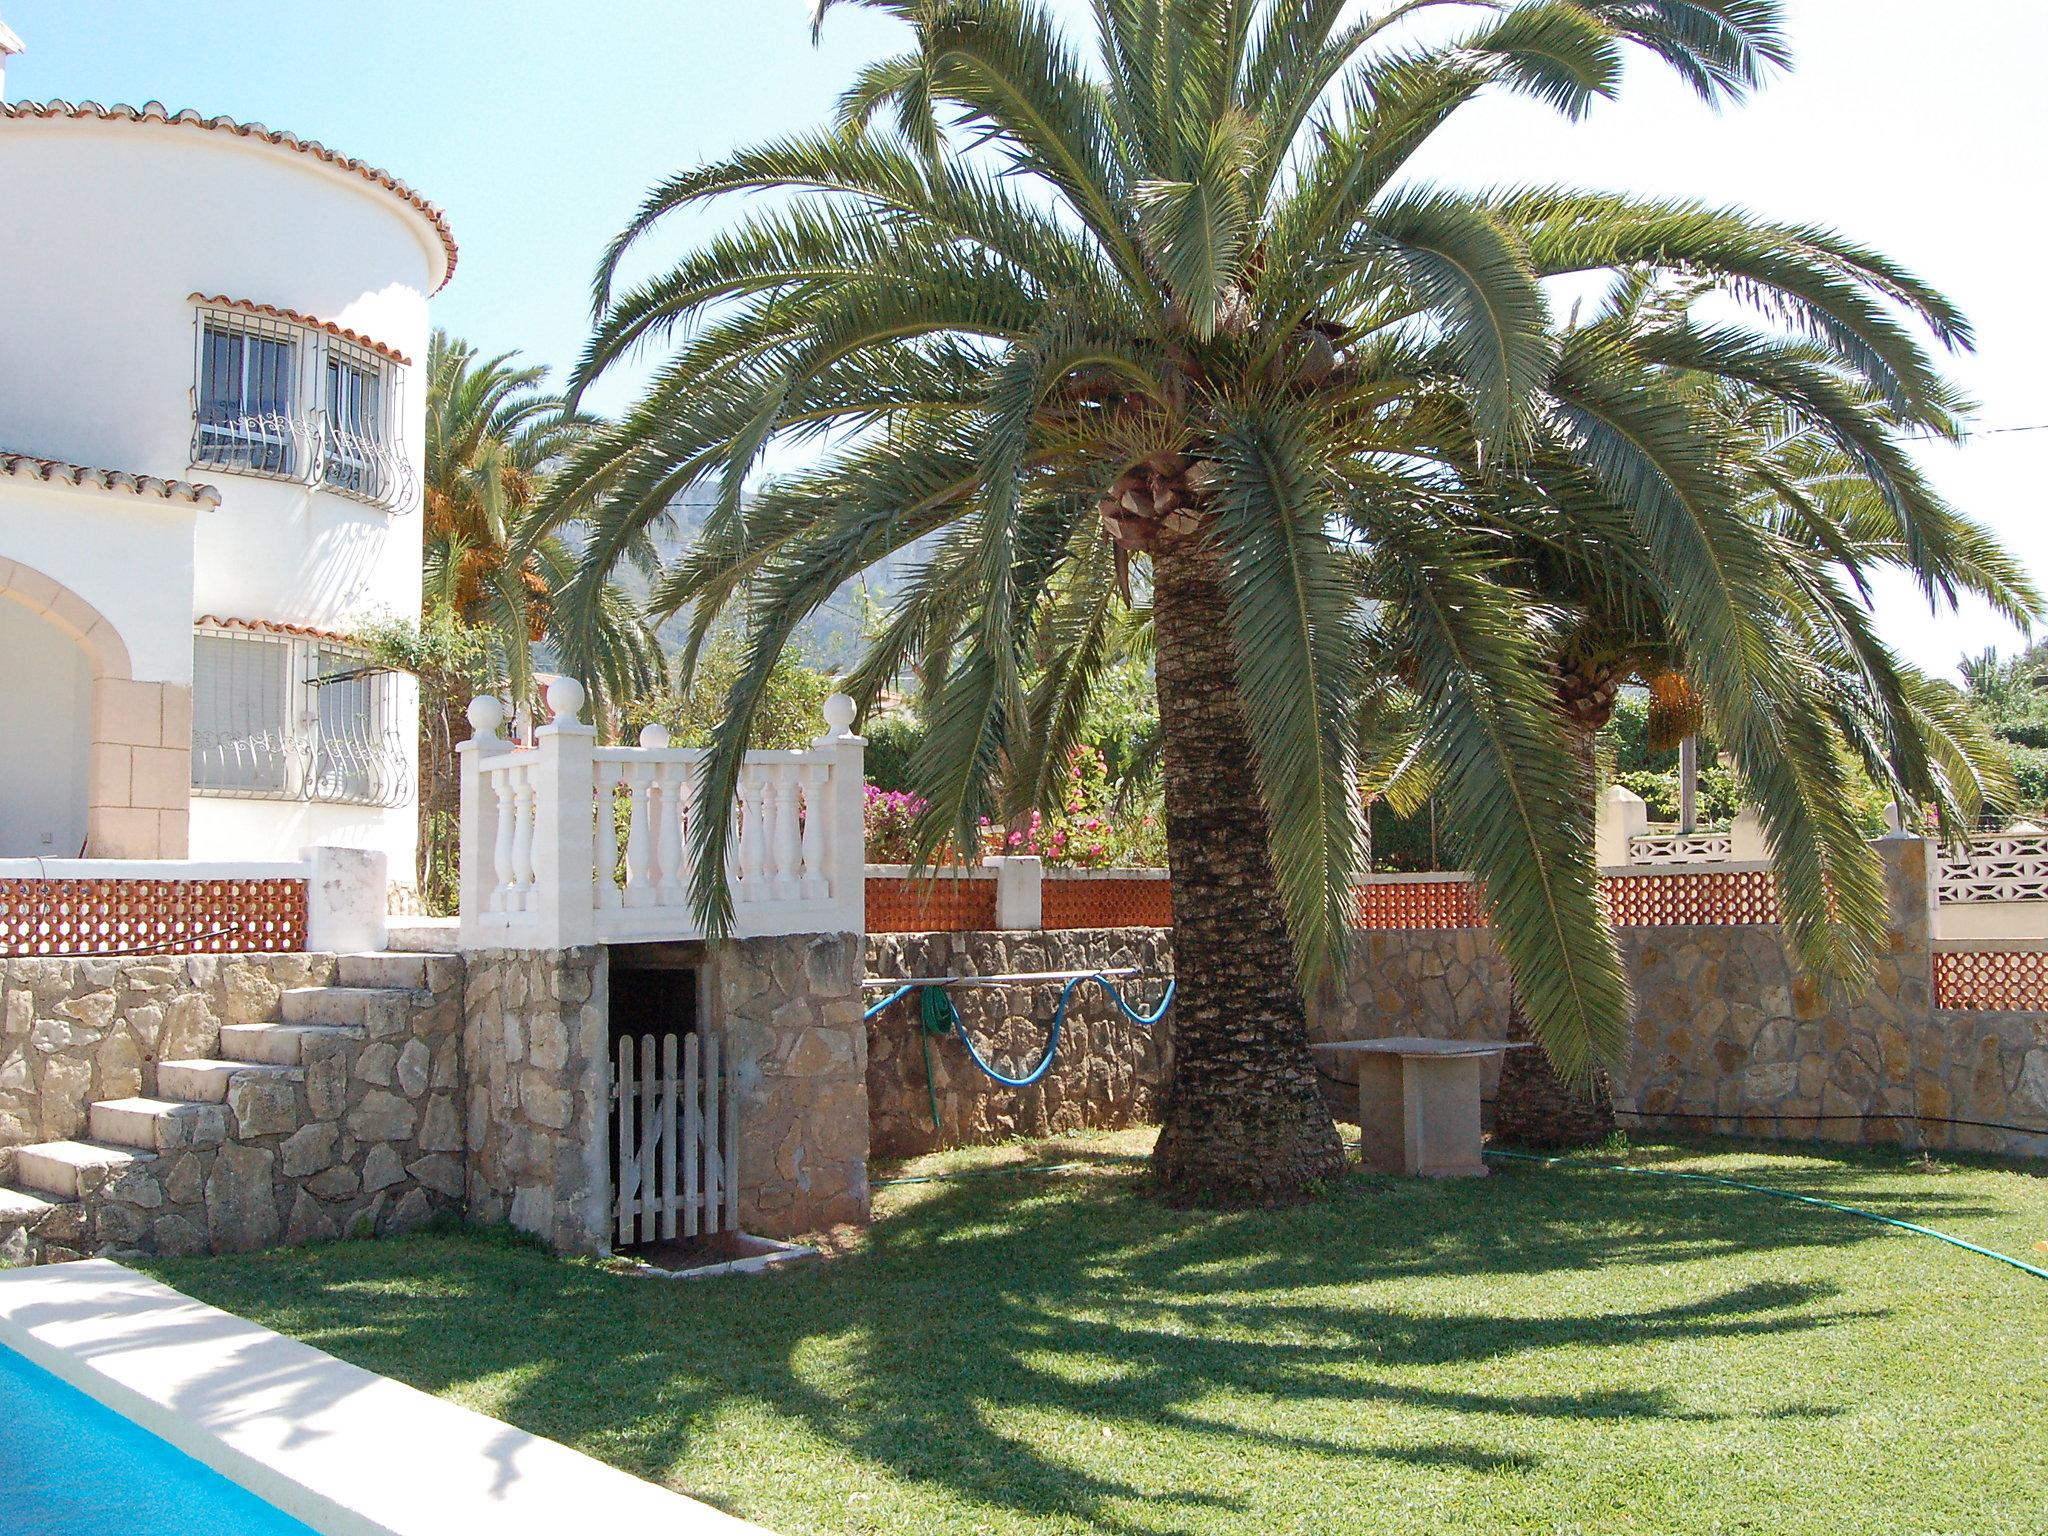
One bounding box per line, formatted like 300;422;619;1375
189;304;413;511
190;627;412;809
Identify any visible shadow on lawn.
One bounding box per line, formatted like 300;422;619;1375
148;1142;1977;1534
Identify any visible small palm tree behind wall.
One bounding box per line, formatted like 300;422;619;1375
544;1;2028;1202
372;332;658;911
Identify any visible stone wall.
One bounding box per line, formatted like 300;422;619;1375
461;946;611;1255
2;951;467;1264
2;953;338;1178
720;933;870;1235
1312;839;2048;1159
461;935;870;1252
865;927;1173;1157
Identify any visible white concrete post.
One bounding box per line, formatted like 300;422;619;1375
992;856;1044;929
303;844;388;954
531;676;598;950
815;693;867;935
456;694;508;949
1595;784;1649;869
1729;805;1770;862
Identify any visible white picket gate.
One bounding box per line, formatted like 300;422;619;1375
612;1030;739;1247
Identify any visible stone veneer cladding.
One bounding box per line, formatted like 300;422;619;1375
719;933;870;1235
864;927;1173;1157
1;951;467;1265
460;946;612;1255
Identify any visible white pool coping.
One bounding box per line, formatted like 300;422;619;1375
0;1259;772;1535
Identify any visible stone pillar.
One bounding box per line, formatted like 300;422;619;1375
717;931;869;1236
1594;784;1648;869
303;845;388;954
992;856;1044;930
460;946;611;1254
529;678;597;950
87;678;193;857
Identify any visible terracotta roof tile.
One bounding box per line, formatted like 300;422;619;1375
0;450;221;507
196;615;362;645
1;99;457;292
190;294;412;366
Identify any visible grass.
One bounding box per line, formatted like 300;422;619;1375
142;1130;2048;1535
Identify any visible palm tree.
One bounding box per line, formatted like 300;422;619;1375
412;333;659;899
546;0;1998;1201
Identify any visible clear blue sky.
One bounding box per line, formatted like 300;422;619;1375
8;0;2044;677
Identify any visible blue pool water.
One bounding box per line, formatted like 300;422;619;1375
0;1343;319;1536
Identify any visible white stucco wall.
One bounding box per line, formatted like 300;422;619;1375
0;478;200;684
0;112;444;876
0;601;91;856
188;783;417;871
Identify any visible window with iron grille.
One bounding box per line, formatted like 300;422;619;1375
189;304;412;510
191;628;411;808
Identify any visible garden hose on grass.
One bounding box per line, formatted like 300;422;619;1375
1484;1148;2048;1283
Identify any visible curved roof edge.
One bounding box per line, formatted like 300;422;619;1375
0;98;457;292
1;451;222;507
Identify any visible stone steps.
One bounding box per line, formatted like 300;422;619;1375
156;1058;292;1104
219;1022;362;1066
87;1097;204;1153
2;950;460;1264
281;986;415;1028
0;1186;69;1225
13;1140;154;1200
338;952;437;989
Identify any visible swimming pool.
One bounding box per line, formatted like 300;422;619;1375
0;1343;318;1536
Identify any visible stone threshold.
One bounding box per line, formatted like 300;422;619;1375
610;1232;818;1280
0;1258;772;1535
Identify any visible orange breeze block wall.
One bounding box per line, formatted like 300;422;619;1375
866;875;998;933
1934;948;2048;1011
1041;877;1173;930
1353;870;1782;931
0;877;308;957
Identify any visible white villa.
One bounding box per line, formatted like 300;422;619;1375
0;24;450;878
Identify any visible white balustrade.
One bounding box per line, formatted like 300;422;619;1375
1628;830;1735;865
1938;831;2048;905
459;682;866;949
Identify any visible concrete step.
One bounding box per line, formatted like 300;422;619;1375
280;986;413;1027
386;917;459;953
13;1140;153;1200
87;1097;208;1152
156;1058;282;1104
218;1022;360;1066
0;1185;71;1227
338;952;435;989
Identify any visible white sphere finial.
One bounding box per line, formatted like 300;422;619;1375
545;674;587;723
639;722;672;748
822;692;857;738
466;694;506;737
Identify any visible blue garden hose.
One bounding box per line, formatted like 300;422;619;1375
1485;1148;2048;1283
865;973;1176;1127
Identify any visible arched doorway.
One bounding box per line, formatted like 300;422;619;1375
0;560;190;858
0;600;92;855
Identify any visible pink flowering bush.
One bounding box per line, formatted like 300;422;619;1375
978;747;1168;868
864;784;928;863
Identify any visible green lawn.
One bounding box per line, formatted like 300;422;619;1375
143;1132;2047;1535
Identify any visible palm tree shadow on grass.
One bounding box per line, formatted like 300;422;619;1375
148;1153;1955;1534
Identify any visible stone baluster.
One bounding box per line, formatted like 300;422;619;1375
769;765;803;898
509;767;537;913
622;761;655;906
644;727;688;905
798;763;829;899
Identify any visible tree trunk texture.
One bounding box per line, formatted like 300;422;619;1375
1491;687;1619;1148
1148;544;1347;1202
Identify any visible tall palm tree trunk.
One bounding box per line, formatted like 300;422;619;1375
1492;687;1618;1147
1149;545;1347;1201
